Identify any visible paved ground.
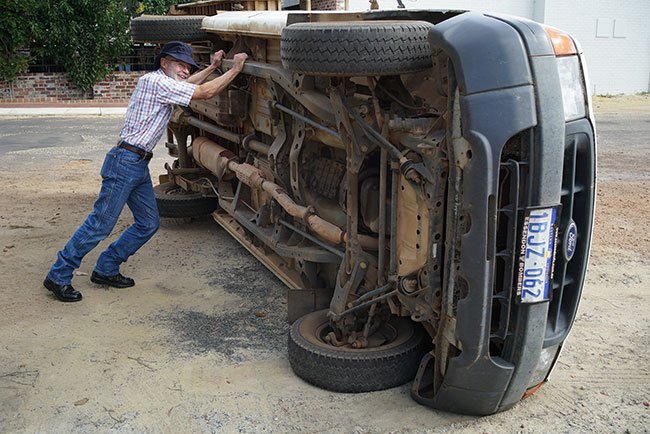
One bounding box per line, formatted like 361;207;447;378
0;96;648;433
0;105;126;117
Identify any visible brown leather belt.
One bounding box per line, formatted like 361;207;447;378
117;140;153;160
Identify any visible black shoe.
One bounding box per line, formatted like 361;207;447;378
43;277;82;302
90;271;135;288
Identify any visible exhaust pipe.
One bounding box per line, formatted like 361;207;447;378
192;137;378;250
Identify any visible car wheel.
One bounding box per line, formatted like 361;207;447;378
281;21;433;76
288;309;430;392
130;16;208;42
154;182;218;218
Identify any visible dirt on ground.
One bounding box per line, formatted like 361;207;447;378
0;96;648;433
592;94;650;112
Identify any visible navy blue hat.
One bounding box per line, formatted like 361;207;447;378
154;41;199;72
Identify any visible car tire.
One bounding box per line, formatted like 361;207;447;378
130;16;208;42
154;182;218;218
288;309;429;392
280;21;433;76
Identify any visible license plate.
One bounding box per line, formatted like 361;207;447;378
515;207;559;303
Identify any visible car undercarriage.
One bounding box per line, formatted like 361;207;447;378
142;9;596;415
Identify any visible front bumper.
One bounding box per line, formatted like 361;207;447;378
411;12;596;415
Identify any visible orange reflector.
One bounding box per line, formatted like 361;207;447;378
543;25;577;56
522;381;546;399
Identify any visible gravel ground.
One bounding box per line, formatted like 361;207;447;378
0;96;648;433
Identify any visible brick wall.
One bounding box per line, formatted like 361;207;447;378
93;72;146;102
0;71;146;104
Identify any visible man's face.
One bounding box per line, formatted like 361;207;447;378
161;56;191;82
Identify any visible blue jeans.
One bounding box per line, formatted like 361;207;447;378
48;146;160;285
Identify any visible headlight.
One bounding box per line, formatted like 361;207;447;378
542;25;588;122
557;55;587;122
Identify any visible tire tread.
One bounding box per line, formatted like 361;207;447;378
281;21;434;76
130;16;207;42
154;182;218;218
288;310;429;392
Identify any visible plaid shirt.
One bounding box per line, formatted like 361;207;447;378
120;69;197;152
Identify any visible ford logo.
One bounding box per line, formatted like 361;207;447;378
564;221;578;261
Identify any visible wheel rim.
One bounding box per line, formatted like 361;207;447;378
300;310;415;353
160;183;199;197
163;184;187;195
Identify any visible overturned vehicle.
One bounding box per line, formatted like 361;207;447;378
154;9;596;415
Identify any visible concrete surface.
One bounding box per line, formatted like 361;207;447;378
0;106;127;116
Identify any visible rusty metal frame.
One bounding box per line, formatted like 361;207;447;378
220;59;336;126
327;86;383;322
278;219;344;259
266;79;290;183
216;199;342;265
172;46;450;340
288;108;306;203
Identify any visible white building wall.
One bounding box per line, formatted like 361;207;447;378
345;0;650;94
347;0;533;17
542;0;650;95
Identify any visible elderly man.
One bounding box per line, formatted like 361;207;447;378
44;41;248;302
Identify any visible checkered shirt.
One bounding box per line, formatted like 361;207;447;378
120;69;197;152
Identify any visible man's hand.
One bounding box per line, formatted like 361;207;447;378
211;50;226;68
232;52;248;72
192;52;249;100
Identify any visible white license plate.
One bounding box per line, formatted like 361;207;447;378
516;207;559;303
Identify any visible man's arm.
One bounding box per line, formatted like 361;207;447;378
191;52;248;100
187;50;226;85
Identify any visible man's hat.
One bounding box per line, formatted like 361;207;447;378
154;41;199;72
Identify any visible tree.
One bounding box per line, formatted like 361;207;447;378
0;0;43;82
139;0;195;16
1;0;197;91
37;0;135;92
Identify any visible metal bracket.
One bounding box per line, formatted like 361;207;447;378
329;258;368;318
289;108;306;203
329;88;371;175
266;79;289;186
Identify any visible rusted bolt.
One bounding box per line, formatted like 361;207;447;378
401;277;418;294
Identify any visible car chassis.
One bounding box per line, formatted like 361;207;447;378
151;9;596;415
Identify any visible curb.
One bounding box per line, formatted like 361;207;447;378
0;107;127;116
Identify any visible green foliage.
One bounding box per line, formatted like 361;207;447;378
0;0;198;90
0;0;44;82
139;0;195;16
36;0;136;91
